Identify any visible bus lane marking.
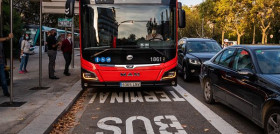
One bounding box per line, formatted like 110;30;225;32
88;90;186;104
169;91;185;101
110;92;124;103
173;85;240;134
130;92;144;103
155;91;172;102
95;115;188;134
89;93;97;104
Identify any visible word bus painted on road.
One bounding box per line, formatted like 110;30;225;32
65;0;186;88
96;115;187;134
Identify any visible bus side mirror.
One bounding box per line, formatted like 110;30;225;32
65;0;75;17
178;2;186;28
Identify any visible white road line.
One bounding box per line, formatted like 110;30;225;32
173;85;240;134
89;93;97;104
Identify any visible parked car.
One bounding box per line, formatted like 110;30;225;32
199;45;280;133
178;38;222;81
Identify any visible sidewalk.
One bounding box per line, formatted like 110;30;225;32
0;50;82;134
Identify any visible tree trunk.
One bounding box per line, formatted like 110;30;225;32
262;31;266;44
252;25;256;44
261;21;270;44
265;34;268;44
222;30;225;47
237;34;241;45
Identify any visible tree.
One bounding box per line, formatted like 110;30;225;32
12;0;66;27
2;0;23;58
199;0;218;38
179;6;203;39
252;0;277;44
215;0;232;45
229;0;251;44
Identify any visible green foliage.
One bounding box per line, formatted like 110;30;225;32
179;0;280;45
179;6;202;39
2;0;23;58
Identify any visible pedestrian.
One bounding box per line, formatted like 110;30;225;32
19;34;32;74
45;31;51;52
61;33;72;76
47;29;59;79
18;34;24;62
0;33;13;97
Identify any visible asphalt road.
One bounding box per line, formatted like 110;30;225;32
71;76;264;134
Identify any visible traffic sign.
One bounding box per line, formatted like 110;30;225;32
58;18;72;27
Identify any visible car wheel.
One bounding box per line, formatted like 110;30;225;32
264;107;280;134
183;66;191;81
203;79;214;104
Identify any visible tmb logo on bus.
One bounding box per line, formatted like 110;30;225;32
120;72;140;77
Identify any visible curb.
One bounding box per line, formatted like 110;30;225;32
18;80;83;134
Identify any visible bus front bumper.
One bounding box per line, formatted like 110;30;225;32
82;78;177;88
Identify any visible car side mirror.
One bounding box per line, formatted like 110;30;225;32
178;2;186;28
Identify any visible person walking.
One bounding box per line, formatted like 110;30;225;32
47;29;59;79
19;34;31;74
0;33;13;97
61;33;72;76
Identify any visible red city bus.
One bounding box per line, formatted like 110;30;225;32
66;0;185;88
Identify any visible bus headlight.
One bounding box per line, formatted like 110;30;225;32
161;69;177;80
83;72;98;81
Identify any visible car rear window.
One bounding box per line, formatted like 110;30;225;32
186;41;221;53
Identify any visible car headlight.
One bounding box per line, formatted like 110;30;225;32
189;59;201;65
161;69;177;80
82;72;98;81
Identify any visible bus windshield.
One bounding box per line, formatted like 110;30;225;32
82;4;176;49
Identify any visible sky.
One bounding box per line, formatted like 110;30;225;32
179;0;203;6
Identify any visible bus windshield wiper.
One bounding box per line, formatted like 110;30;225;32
150;47;167;58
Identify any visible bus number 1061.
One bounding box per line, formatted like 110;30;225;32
150;57;165;62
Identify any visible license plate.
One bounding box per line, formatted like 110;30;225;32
120;82;141;87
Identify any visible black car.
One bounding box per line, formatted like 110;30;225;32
178;38;222;81
199;45;280;133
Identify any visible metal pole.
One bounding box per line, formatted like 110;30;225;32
71;17;74;68
9;0;13;103
39;0;42;88
0;0;3;37
65;17;67;40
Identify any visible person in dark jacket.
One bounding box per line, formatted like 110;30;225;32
47;29;59;79
61;33;72;76
0;33;13;97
